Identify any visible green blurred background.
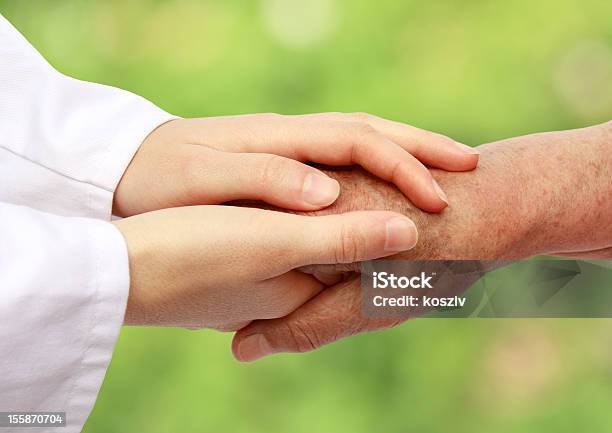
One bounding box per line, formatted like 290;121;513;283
2;0;612;431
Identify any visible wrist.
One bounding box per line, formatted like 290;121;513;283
462;124;612;257
113;118;184;217
320;146;541;260
112;218;151;325
430;161;539;260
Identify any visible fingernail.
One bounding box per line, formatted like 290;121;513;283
384;217;418;252
452;141;480;155
238;334;272;362
432;179;448;204
302;174;340;206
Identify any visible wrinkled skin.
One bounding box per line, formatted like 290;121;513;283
232;121;612;361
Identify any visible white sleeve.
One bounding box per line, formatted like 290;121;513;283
0;13;177;219
0;202;130;433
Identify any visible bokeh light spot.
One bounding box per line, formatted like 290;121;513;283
554;40;612;120
260;0;338;49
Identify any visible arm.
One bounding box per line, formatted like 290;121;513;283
232;120;612;361
0;203;129;431
0;13;175;218
311;120;612;260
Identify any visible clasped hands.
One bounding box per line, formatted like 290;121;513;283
112;113;480;357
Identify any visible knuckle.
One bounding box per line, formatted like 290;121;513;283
284;320;322;353
389;160;407;183
259;154;289;186
353;121;378;137
347;112;375;124
347;123;382;153
409;138;424;154
336;223;366;263
341;122;381;163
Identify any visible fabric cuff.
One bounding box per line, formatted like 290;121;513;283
93;100;178;220
61;219;130;432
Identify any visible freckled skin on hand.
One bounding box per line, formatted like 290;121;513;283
238;121;612;261
311;160;529;260
232;121;612;359
305;122;612;261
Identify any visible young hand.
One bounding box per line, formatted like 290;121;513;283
113;113;479;217
114;205;418;331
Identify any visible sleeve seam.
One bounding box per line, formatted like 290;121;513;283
0;145;113;193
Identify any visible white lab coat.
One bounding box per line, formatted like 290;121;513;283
0;14;175;432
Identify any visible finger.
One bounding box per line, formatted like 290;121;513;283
350;136;450;213
232;276;406;362
255;271;325;320
300;112;480;172
222;119;450;212
274;210;418;270
305;123;451;212
182;146;340;211
298;264;348;285
202;271;323;331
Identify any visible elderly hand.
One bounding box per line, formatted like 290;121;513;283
113;112;479;216
231;121;612;361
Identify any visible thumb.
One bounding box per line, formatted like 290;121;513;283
231;276;405;362
282;211;418;269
